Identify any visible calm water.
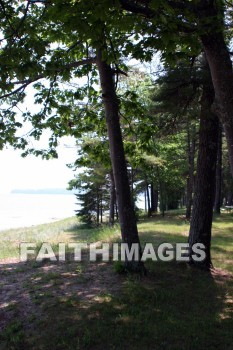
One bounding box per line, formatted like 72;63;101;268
0;194;78;231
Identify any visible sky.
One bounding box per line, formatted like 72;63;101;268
0;136;78;194
0;80;79;195
0;55;160;196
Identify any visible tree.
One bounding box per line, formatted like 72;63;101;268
149;62;201;217
214;124;223;214
196;0;233;176
188;58;219;269
0;0;147;272
69;166;109;225
186;123;197;220
119;0;233;176
68;135;117;225
96;48;144;271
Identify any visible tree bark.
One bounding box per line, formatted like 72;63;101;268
146;181;151;217
96;191;100;225
96;49;144;272
109;170;116;226
159;181;165;217
198;2;233;176
214;124;222;214
100;192;103;223
188;68;219;269
151;184;158;213
116;202;119;221
186;124;196;220
144;189;147;213
226;192;233;206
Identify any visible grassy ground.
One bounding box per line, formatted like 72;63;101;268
0;212;232;350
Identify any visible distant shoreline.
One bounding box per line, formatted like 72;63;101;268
11;188;75;195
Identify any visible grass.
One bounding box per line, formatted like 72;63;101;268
0;217;120;259
0;212;232;350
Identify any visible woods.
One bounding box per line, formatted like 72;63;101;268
0;0;233;271
0;1;233;349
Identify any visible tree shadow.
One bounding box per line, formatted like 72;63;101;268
0;256;232;350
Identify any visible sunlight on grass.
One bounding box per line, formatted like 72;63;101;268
0;212;232;350
0;213;232;273
0;217;121;260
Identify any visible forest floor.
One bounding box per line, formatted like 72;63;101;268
0;212;232;350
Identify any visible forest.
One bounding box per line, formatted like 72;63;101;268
0;1;233;349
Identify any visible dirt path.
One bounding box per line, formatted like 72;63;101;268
0;256;124;333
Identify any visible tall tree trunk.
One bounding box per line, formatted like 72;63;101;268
109;170;116;226
131;166;134;201
198;2;233;176
186;124;196;220
159;181;165;217
214;125;222;214
96;191;100;225
96;49;144;272
226;192;233;206
188;66;219;269
151;184;158;213
150;183;155;212
100;192;103;223
154;190;159;212
146;181;151;217
144;189;147;213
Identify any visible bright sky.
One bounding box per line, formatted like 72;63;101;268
0;54;159;196
0;77;80;195
0;137;78;194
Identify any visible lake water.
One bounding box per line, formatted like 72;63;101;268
0;194;78;231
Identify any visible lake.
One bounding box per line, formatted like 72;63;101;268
0;194;78;231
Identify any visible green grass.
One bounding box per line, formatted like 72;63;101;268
0;217;120;259
0;213;232;350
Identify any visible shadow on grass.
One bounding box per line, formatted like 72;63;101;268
0;257;232;350
139;217;188;226
0;214;232;349
213;213;233;221
139;230;188;245
212;235;233;246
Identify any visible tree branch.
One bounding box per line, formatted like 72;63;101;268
0;57;97;99
63;57;96;70
0;1;31;43
119;0;196;33
119;0;155;17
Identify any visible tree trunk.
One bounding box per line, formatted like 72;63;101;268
146;181;151;217
109;170;116;226
100;192;103;223
188;67;219;269
226;192;233;206
96;191;100;225
96;49;144;273
151;184;158;213
131;166;134;202
144;189;147;213
116;202;119;221
186;124;196;220
214;125;222;214
159;182;165;217
198;2;233;176
150;183;155;212
154;190;159;212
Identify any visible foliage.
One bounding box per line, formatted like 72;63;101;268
70;166;110;225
